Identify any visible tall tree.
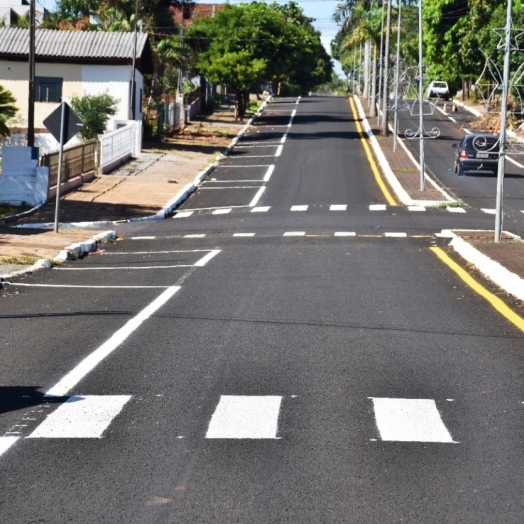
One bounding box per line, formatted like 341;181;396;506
0;86;18;138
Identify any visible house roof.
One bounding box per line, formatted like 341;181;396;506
0;27;154;73
169;2;225;26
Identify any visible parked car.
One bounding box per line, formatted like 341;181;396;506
425;80;450;101
452;134;499;176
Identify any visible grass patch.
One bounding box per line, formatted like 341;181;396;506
0;255;40;265
0;203;32;218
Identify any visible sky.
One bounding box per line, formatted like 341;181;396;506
37;0;343;74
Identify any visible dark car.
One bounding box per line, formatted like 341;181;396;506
452;134;500;176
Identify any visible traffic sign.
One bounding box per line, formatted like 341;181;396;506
43;102;84;144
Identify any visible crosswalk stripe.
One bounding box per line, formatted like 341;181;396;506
334;232;356;236
447;207;466;213
291;205;308;211
27;396;132;439
206;396;282;439
369;204;387;211
251;206;270;212
330;205;347;211
212;209;232;215
175;211;193;218
0;437;20;457
370;398;456;443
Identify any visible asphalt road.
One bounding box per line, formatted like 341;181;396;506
2;95;524;523
396;99;524;237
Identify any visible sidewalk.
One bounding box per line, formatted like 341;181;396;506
2;97;524;307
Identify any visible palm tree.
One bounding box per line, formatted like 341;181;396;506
0;85;17;138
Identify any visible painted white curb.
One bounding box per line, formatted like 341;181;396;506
354;96;456;207
445;231;524;303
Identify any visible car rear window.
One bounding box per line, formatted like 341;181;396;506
466;136;498;151
434;82;447;88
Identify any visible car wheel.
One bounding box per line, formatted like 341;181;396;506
457;164;465;176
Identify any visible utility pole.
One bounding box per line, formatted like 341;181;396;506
130;0;139;120
418;0;425;190
494;0;513;243
393;0;402;151
27;0;36;147
381;0;392;136
377;3;385;125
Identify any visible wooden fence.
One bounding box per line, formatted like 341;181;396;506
40;140;97;187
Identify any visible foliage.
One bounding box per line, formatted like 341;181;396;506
70;92;118;139
185;2;332;119
0;85;18;138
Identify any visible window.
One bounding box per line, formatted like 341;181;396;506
35;77;63;103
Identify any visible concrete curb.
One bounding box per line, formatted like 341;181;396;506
438;229;524;303
353;96;456;207
452;100;484;117
0;230;116;280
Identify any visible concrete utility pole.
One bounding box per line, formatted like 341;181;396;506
418;0;425;190
393;0;402;151
27;0;35;147
130;0;139;119
381;0;392;136
494;0;513;243
370;44;377;117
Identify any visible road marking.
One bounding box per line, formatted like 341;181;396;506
28;396;132;438
44;286;181;397
201;186;261;190
408;206;426;211
291;205;308;211
212;209;232;215
129;236;157;240
481;208;496;214
251;206;270;212
507;155;524;169
175;211;193;218
108;250;212;255
184;234;207;238
280;133;288;144
194;250;221;267
0;437;19;457
275;145;283;157
330;205;347;211
431;246;524;333
233;233;256;237
249;186;266;207
349;97;397;206
334;232;356;236
369;204;387;211
56;265;195;270
206;396;282;439
3;283;170;289
263;165;275;182
447;207;466;213
370;398;455;443
234;143;282;148
283;232;306;236
385;232;407;238
217;165;272;168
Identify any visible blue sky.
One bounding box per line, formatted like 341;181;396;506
37;0;343;73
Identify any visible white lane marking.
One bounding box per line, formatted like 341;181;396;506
201;186;261;190
369;204;387;211
447;207;466;213
291;109;297;117
130;236;157;240
275;145;283;157
184;234;207;238
175;211;193;218
408;206;426;211
0;437;19;457
384;232;407;238
371;398;455;443
45;286;181;397
206;180;265;183
249;186;266;207
56;265;194;270
234;143;282;148
233;233;256;237
283;232;306;236
28;396;132;438
254;125;289;128
280;134;288;144
263;165;275;182
212;209;232;215
194;249;221;267
217;165;272;168
330;205;347;211
448;116;457;124
206;396;282;439
251;206;270;213
334;232;356;237
290;205;308;211
4;283;169;289
232;154;278;159
507;155;524;169
107;250;211;255
481;208;496;214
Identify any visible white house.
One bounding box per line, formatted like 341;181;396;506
0;0;48;27
0;27;154;136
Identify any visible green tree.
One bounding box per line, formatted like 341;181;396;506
0;85;18;138
70;92;118;140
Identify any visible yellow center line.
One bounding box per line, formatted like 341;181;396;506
348;97;397;207
430;246;524;333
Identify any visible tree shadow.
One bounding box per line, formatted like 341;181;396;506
0;386;66;415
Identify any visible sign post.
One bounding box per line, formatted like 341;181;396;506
43;102;84;233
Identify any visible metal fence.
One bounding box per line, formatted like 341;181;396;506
40;140;97;187
99;121;142;173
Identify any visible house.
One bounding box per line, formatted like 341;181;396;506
0;27;154;136
169;2;225;27
0;0;48;27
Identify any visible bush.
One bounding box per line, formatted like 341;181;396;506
71;92;118;140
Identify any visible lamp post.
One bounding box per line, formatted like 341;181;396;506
381;0;392;136
393;0;402;151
